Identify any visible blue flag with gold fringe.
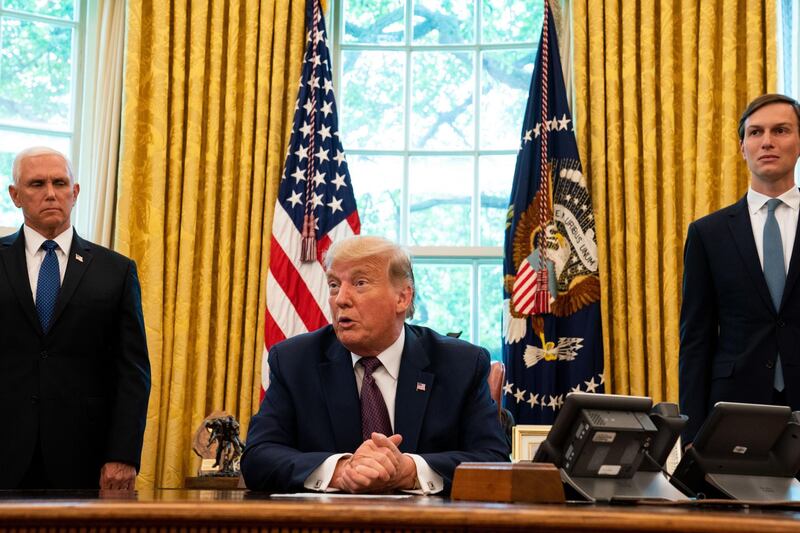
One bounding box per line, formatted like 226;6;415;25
502;0;604;424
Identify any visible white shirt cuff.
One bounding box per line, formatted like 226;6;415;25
403;454;443;494
303;453;351;492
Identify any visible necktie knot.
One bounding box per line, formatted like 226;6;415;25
42;240;58;253
767;198;782;214
360;357;383;377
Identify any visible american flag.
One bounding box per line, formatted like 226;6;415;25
502;0;603;424
262;0;360;394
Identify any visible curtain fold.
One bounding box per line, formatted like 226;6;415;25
75;0;125;246
572;0;776;402
115;0;306;489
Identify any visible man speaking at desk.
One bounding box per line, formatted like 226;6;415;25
242;236;509;494
0;147;150;490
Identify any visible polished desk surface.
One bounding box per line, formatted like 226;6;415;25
0;489;799;532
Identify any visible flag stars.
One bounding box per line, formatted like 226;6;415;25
502;382;514;395
533;123;542;138
331;173;347;190
303;100;314;116
513;388;526;403
294;144;307;162
310;192;324;209
322;78;334;94
584;376;599;393
315;147;329;163
558;113;571;131
570;384;582;393
308;75;320;90
327;196;343;214
526;392;539;408
333;150;346;166
523;129;533;142
314;29;325;45
318;124;332;141
299;121;313;138
310;53;322;68
320;100;333;118
291;168;306;183
287;190;302;208
313;171;326;187
546;395;559;411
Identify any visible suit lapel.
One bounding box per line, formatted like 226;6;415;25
781;196;800;310
319;341;362;451
728;196;776;314
50;232;93;330
394;325;434;453
0;228;41;333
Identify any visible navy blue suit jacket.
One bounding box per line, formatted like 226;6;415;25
0;229;150;488
679;195;800;444
241;324;509;493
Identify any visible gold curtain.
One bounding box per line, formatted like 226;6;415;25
572;0;776;402
115;0;308;489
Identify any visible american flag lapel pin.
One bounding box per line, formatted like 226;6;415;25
416;382;426;392
75;254;83;262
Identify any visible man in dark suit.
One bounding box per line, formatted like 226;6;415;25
0;147;150;490
242;235;509;494
680;94;800;445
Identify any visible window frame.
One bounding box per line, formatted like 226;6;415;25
330;0;540;354
0;0;87;234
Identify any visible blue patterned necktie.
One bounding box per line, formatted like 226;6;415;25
36;240;61;332
763;198;785;392
359;357;393;441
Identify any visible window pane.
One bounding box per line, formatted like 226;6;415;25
411;51;474;149
0;130;70;227
480;49;535;149
341;50;405;150
479;155;514;246
342;0;404;44
481;0;543;44
0;18;74;129
478;263;503;361
412;0;474;45
411;263;472;339
409;156;472;246
3;0;76;20
349;154;402;241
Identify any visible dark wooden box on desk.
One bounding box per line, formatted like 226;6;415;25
185;475;244;489
451;462;565;503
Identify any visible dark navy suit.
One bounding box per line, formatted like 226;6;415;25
680;195;800;443
242;324;509;493
0;229;150;488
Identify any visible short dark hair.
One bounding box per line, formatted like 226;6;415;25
738;93;800;141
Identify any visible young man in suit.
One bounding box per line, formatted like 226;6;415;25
680;94;800;445
0;147;150;489
242;235;509;494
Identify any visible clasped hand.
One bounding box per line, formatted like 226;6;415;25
330;432;417;493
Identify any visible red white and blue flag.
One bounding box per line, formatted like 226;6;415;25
263;0;360;394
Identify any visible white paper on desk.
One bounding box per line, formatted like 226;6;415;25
270;493;414;499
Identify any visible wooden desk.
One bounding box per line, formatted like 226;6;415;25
0;489;799;532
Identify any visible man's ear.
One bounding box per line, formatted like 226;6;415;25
8;185;21;208
395;284;413;315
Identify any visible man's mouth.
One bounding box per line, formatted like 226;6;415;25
337;317;355;327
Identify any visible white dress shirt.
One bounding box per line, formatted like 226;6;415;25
304;328;444;494
747;187;800;274
23;225;73;302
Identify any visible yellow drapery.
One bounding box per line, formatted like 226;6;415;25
572;0;776;402
115;0;308;489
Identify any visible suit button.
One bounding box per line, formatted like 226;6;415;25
778;319;786;328
40;350;48;359
31;395;39;404
766;360;775;369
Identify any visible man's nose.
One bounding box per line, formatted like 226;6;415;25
44;182;56;198
334;284;353;306
761;131;775;147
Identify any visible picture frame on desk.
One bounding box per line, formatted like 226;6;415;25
512;425;551;462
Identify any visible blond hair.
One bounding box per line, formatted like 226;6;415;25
324;235;416;319
12;146;74;185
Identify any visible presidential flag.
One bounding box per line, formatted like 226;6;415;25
502;0;603;424
263;0;360;394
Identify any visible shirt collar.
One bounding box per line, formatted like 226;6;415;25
23;224;73;256
350;326;405;380
747;186;800;215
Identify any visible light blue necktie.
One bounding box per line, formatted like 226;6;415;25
763;198;785;392
36;240;61;333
